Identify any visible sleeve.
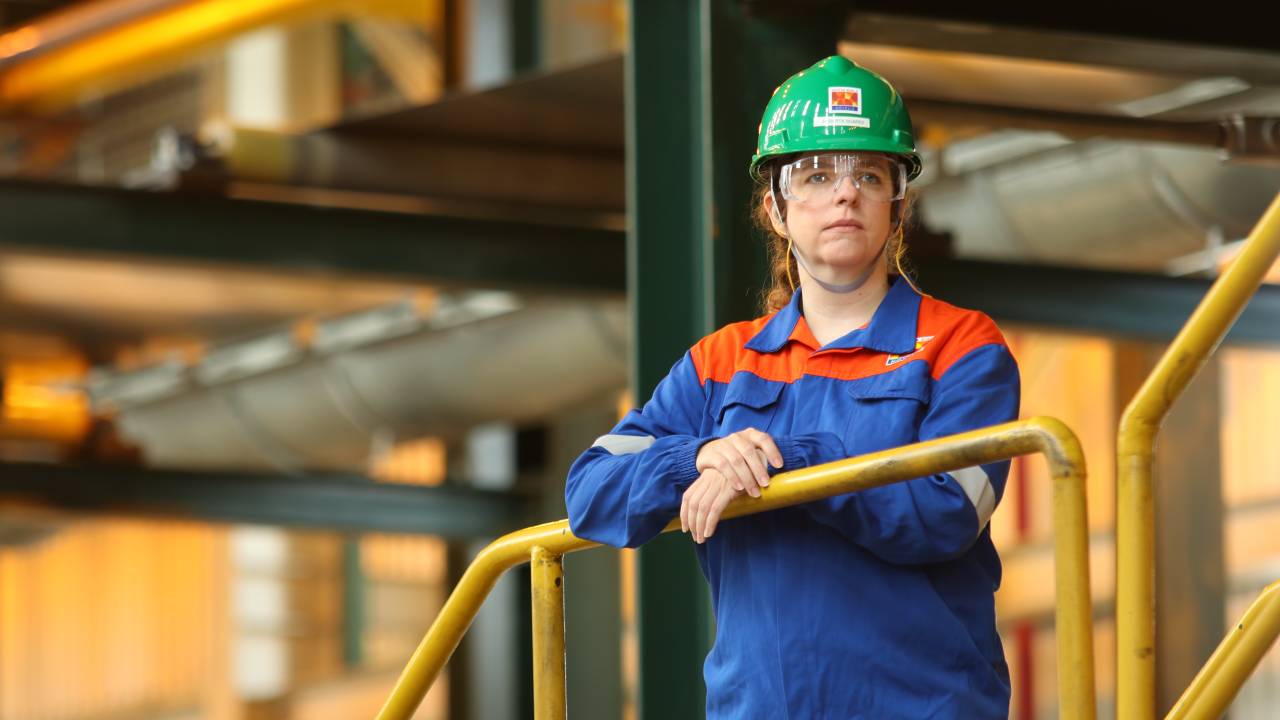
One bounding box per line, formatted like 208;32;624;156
564;350;710;548
799;343;1021;565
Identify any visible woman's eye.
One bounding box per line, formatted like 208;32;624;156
858;172;884;185
804;172;829;184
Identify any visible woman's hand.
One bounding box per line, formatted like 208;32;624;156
680;469;738;543
695;428;784;498
681;429;784;543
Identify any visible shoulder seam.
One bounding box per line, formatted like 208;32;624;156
934;341;1011;381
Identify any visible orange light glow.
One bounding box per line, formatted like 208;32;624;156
615;389;634;422
0;26;41;59
1;358;90;442
369;437;446;486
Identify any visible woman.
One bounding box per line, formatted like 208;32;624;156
565;56;1019;719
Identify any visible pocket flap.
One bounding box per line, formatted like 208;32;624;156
716;374;784;421
846;371;931;403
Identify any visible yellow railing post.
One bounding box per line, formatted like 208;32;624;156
1049;424;1097;720
376;417;1095;720
1166;580;1280;719
1117;191;1280;720
531;546;567;720
375;522;595;720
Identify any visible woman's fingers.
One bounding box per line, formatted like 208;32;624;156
679;489;689;533
746;429;785;469
687;470;746;543
701;483;739;540
694;473;718;542
695;477;721;542
728;434;770;493
680;474;709;534
715;445;757;495
685;469;727;541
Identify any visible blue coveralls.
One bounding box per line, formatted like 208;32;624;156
565;278;1020;719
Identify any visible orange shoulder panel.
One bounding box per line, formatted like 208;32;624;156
917;296;1009;380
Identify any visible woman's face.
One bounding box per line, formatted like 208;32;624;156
765;153;897;283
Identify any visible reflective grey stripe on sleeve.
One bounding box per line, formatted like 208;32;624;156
592;434;657;455
948;466;997;530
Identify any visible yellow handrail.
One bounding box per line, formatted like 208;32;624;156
1117;191;1280;720
376;416;1096;720
1166;580;1280;719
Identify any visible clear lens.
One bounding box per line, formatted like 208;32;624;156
779;153;906;204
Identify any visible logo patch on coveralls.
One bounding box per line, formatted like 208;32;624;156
885;336;934;366
828;86;862;114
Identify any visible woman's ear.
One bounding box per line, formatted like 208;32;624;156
763;190;788;237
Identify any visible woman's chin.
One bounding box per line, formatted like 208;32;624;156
814;255;871;274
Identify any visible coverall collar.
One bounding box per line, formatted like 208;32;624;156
745;277;921;355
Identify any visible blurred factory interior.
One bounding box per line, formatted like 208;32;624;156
0;1;1279;718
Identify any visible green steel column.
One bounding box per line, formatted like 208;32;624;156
627;2;847;718
509;0;541;74
628;2;713;717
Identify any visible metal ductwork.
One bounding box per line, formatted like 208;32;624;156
921;137;1280;272
88;294;628;472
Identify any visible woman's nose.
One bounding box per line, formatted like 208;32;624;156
832;175;860;204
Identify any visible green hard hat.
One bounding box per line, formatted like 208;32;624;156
750;55;922;182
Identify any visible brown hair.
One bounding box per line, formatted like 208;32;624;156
752;161;920;315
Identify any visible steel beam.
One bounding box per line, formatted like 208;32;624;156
0;461;526;538
0;180;624;294
914;258;1280;345
834;1;1278;52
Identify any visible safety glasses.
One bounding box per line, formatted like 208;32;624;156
776;153;907;204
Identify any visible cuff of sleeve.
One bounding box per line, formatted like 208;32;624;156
667;438;707;489
776;437;808;472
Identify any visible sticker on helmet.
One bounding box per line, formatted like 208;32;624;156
828;86;862;114
814;115;871;128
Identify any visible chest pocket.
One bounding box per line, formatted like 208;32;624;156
845;367;932;455
714;373;784;434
